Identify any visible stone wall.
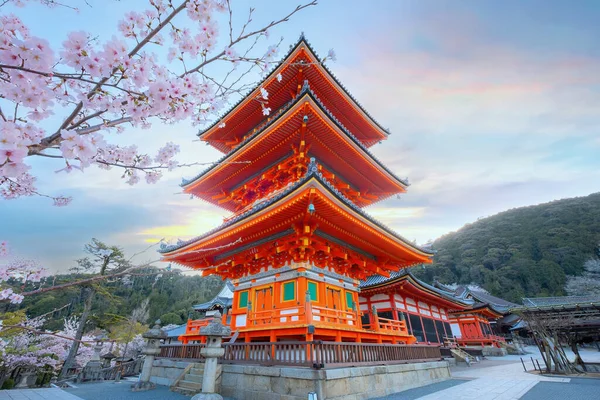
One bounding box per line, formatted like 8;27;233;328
220;361;450;400
149;359;192;386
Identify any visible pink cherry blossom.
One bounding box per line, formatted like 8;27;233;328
0;241;9;257
0;0;315;204
327;48;337;62
260;87;269;100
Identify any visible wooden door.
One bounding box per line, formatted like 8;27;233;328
463;322;478;338
254;287;273;324
326;287;341;310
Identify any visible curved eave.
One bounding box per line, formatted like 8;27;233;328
160;170;432;261
200;36;389;147
182;89;408;199
360;272;470;308
450;304;504;319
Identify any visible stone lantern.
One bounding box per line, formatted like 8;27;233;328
131;320;167;392
87;333;108;368
192;310;231;400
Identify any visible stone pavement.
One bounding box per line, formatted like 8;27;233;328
0;388;84;400
381;345;600;400
64;379;192;400
520;378;600;400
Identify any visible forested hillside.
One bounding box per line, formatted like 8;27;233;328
415;192;600;302
9;268;223;331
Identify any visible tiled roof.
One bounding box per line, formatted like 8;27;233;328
522;295;600;307
193;281;235;310
199;34;389;138
181;84;408;188
359;270;472;306
160;159;431;257
469;290;518;308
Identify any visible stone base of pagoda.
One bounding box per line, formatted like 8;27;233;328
219;361;450;400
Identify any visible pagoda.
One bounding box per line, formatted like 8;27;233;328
159;36;433;344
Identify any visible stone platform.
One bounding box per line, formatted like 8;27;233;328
150;359;450;400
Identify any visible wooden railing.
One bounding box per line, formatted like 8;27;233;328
249;307;305;326
159;343;206;359
158;341;442;369
76;358;144;382
375;316;408;333
312;306;358;326
183;318;213;336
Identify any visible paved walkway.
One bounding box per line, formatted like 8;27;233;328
64;379;191;400
391;345;600;400
0;388;84;400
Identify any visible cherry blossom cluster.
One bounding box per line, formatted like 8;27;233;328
0;248;47;304
0;0;315;204
0;316;105;370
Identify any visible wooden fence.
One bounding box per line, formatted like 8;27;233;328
158;341;441;369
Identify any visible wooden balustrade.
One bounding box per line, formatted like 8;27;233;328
375;316;408;333
248;307;306;326
311;306;358;326
158;343;206;359
157;341;442;368
184;318;213;335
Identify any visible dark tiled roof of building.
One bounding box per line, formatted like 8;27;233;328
193;281;234;311
359;270;473;306
522;295;600;308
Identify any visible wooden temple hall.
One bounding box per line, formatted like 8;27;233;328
158;37;510;349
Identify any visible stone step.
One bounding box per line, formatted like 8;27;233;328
171;386;199;396
179;380;202;390
190;368;205;375
184;373;203;383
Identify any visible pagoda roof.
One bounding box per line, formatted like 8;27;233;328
200;35;389;152
193;281;234;311
359;270;473;309
160;161;432;278
182;86;408;210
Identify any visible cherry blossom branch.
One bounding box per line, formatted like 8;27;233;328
14;238;242;297
96;159;250;171
42;1;189;148
2;325;95;344
184;1;317;76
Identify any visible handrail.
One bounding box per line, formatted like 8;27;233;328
158;341;442;368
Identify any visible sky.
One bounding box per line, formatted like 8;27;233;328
1;0;599;272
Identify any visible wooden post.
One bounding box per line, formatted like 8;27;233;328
305;290;313;324
372;305;380;332
247;300;253;325
304;290;314;362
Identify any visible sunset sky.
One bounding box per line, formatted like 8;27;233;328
2;0;599;272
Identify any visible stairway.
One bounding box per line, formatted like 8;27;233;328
450;348;479;365
170;363;221;396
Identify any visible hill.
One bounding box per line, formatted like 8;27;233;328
12;268;223;331
414;192;600;302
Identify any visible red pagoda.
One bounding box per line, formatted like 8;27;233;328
159;36;433;344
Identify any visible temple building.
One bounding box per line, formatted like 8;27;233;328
359;271;470;345
159;36;433;344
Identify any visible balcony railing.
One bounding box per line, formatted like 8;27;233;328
157;341;442;369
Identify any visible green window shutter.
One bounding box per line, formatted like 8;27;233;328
308;282;318;301
239;291;248;308
283;281;296;301
346;292;354;310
